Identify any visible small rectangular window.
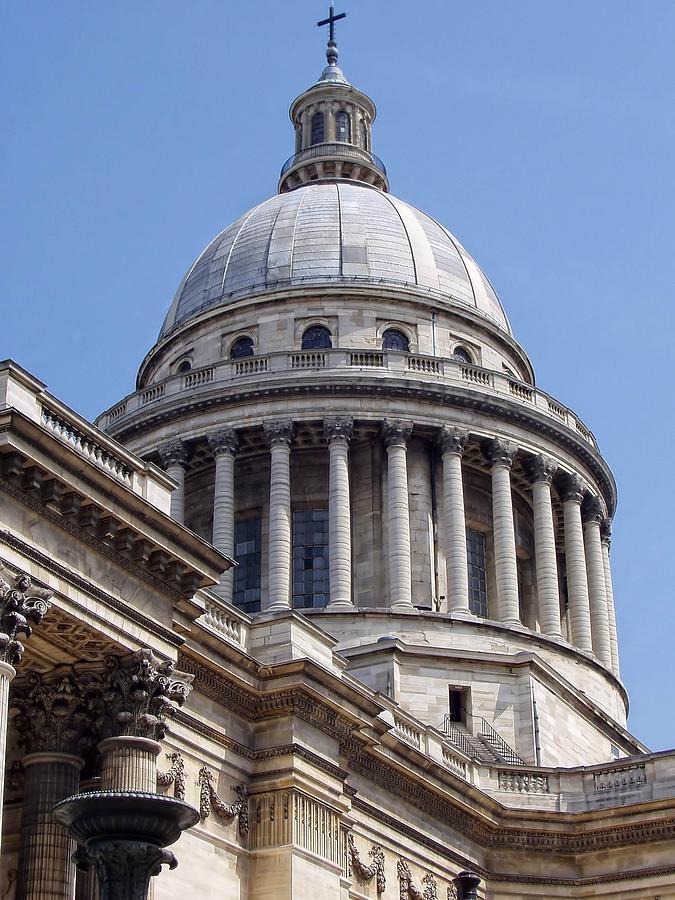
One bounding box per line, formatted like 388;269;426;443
466;529;488;617
233;517;262;613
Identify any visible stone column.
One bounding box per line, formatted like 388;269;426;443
158;439;188;524
601;518;621;676
525;455;562;637
382;419;414;610
208;427;239;603
99;649;194;792
437;426;470;615
560;474;593;652
482;438;521;626
583;496;613;668
13;668;99;900
263;420;294;612
0;565;52;859
324;417;353;608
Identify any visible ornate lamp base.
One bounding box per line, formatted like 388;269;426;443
54;790;199;900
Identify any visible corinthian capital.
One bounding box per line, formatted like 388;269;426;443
0;564;52;666
12;667;102;756
381;418;413;449
582;493;606;524
158;439;188;469
101;649;193;742
481;437;518;468
208;427;239;458
559;472;587;504
524;454;558;485
324;416;353;443
600;517;612;546
437;425;469;456
263;419;295;449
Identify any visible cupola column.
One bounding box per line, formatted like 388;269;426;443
482;439;521;626
437;426;470;615
583;497;613;667
159;439;188;524
382;419;414;610
601;519;621;675
208;427;239;603
560;474;593;652
525;455;562;637
264;420;295;611
325;417;354;608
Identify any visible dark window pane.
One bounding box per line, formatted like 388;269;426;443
292;508;329;608
335;111;351;142
466;529;488;617
382;329;409;352
453;346;472;364
302;325;332;349
311;112;325;145
233;516;262;613
230;337;254;359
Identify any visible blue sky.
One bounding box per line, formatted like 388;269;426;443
2;1;674;750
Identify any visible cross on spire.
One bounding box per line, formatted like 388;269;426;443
317;4;347;46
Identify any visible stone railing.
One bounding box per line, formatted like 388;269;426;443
393;716;422;749
593;763;646;792
498;770;550;794
96;349;599;450
198;590;250;650
42;406;134;486
442;745;469;779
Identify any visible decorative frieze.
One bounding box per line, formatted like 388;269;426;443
198;766;248;835
156;750;186;800
397;860;438;900
0;564;52;665
498;771;550;794
347;833;386;893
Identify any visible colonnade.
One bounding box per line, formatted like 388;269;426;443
159;419;620;675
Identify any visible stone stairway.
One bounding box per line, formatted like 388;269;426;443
441;716;524;765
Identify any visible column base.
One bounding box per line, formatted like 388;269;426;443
266;600;292;613
326;599;354;610
389;601;416;613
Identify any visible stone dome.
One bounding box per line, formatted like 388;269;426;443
159;182;511;338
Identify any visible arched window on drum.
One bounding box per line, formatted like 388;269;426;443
382;328;410;352
302;325;332;350
230;336;254;359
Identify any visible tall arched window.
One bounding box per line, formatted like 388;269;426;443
302;325;332;349
453;346;472;364
230;336;254;359
382;328;410;352
311;112;325;146
335;111;351;143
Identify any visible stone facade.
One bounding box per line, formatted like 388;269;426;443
1;23;675;900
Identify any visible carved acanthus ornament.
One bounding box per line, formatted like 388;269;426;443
12;667;102;756
382;418;413;449
158;439;188;469
207;427;239;458
524;453;558;485
324;416;354;444
481;437;518;469
600;517;612;546
263;419;295;449
0;564;52;665
101;650;193;741
582;493;607;524
198;766;248;835
156;750;186;800
559;472;587;505
437;425;469;456
397;860;438;900
347;833;386;893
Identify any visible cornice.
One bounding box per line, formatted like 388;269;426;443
108;379;616;512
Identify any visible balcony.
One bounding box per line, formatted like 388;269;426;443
280;142;387;179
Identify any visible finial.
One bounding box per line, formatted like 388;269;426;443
317;3;347;68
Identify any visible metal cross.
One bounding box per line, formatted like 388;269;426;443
317;4;347;44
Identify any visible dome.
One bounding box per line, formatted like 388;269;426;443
159;182;511;338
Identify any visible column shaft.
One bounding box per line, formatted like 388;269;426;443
99;737;162;793
387;443;413;609
442;451;469;614
264;421;294;612
532;479;562;636
166;464;185;524
583;517;612;667
491;464;521;625
562;496;593;651
209;428;239;603
0;661;15;860
16;752;83;900
601;534;620;675
326;423;353;607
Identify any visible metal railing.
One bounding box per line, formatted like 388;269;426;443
476;717;523;765
441;715;478;759
280;142;387;178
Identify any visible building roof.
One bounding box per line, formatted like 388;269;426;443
159;182;510;338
